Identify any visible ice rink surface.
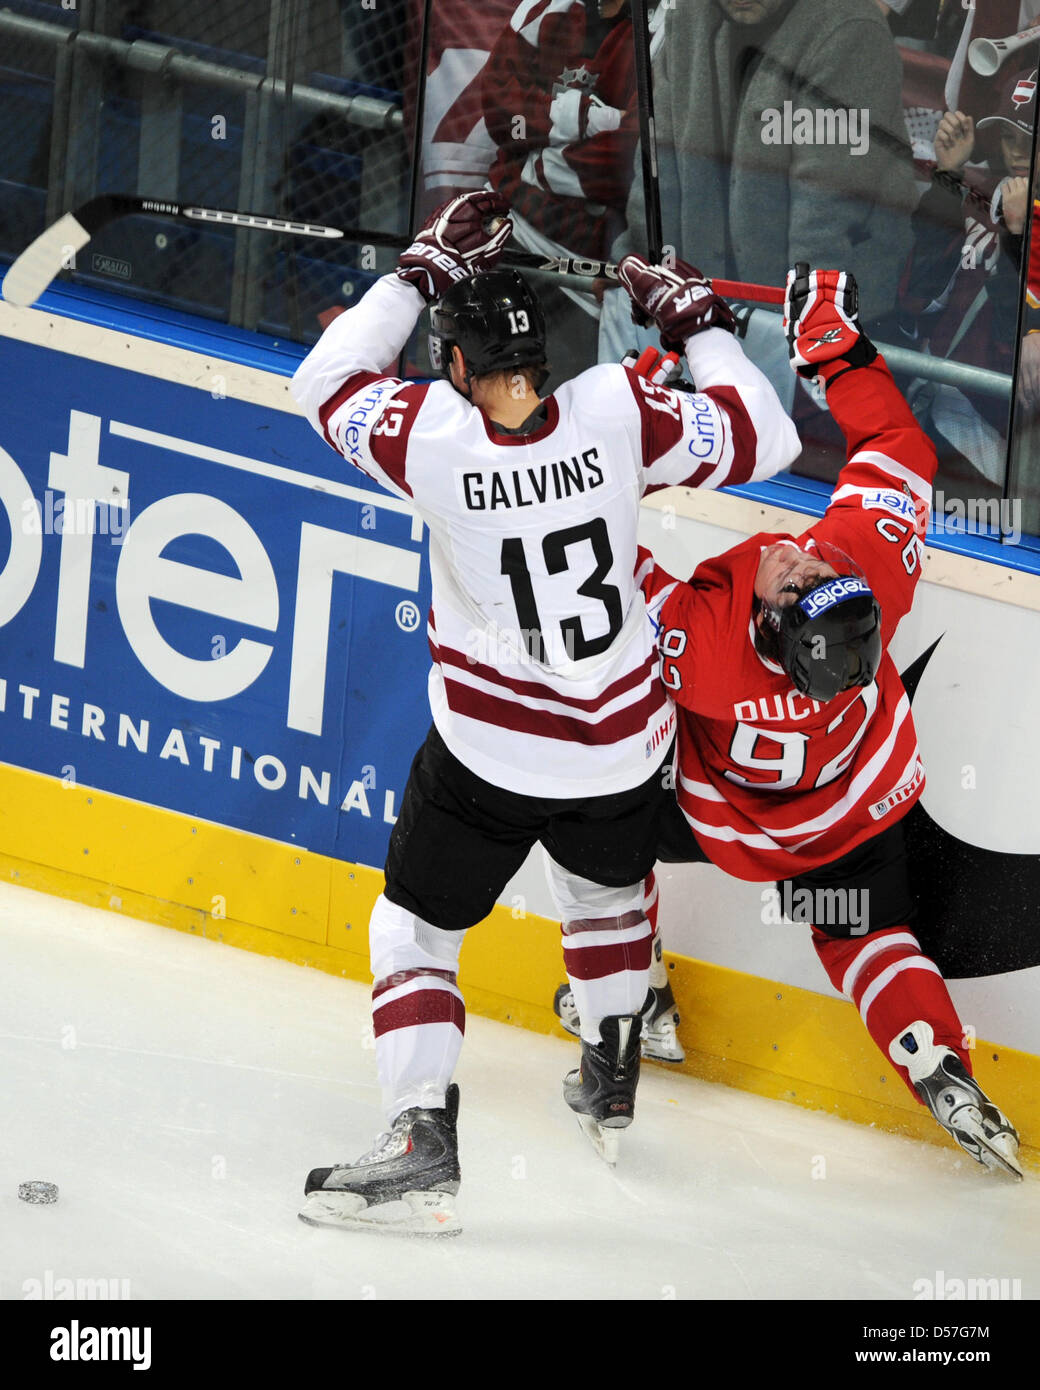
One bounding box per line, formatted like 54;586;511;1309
1;880;1037;1304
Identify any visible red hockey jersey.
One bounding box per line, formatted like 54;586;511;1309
641;357;938;881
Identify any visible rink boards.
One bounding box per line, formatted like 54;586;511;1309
0;291;1037;1160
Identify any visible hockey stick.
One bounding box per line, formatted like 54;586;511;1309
0;192;786;309
631;0;664;266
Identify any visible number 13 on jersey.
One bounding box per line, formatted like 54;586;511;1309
500;518;623;663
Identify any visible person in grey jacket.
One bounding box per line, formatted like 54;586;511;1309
602;0;917;385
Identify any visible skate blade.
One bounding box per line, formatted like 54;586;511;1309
298;1188;462;1236
975;1135;1024;1181
641;1033;686;1064
575;1113;624;1167
950;1113;1024;1181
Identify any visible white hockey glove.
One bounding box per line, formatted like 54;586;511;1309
396;191;513;303
784;262;877;386
617;254;736;351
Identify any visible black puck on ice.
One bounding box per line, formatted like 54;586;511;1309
18;1181;59;1204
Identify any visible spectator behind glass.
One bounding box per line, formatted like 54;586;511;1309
994;68;1040;529
601;0;916;481
881;1;951;196
405;0;517;218
481;0;658;383
945;0;1040;118
1009;130;1040;415
899;65;1038;492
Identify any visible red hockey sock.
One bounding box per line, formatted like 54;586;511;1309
812;925;970;1100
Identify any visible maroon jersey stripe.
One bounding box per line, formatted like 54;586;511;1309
624;368;685;465
318;370;386;451
373;987;466;1038
366;381;430;495
432;638;656;711
702;385;758;486
442;677;664;746
372;967;458;1000
562;935;652;981
318;373;431;498
561;910;645;935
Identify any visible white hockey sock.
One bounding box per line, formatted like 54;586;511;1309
369;895;466;1123
545;855;651;1045
561;912;653;1045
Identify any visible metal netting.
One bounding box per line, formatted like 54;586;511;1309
0;0;411;340
1;0;1039;530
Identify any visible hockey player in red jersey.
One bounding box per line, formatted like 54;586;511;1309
615;258;1022;1178
289;191;800;1231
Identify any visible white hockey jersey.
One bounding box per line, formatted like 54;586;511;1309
291;274;800;798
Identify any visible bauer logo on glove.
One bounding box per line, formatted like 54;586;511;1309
617;255;737;351
783;263;877;386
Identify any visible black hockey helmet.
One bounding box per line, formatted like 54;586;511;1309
429;269;548;390
760;543;882;702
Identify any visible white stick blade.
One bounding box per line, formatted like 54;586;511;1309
2;214;92;307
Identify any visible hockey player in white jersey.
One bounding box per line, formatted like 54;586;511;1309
290;190;800;1232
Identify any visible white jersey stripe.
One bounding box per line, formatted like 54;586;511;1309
841;931;922;998
440;663;655;723
679;694;916;840
561;923;653;952
374;977;464;1011
859;957;942;1024
681;813;787;852
848;450;932;504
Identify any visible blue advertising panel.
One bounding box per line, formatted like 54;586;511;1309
0;334;433;869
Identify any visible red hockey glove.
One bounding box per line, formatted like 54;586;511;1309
395;191;513;303
783;263;877;386
617;254;736;351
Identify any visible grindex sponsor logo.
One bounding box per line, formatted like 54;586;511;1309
337;379;400;464
685;394;719;460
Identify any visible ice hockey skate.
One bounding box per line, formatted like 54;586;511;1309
554;980;685;1063
299;1084;463;1235
563;1014;641;1166
890;1022;1023;1180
